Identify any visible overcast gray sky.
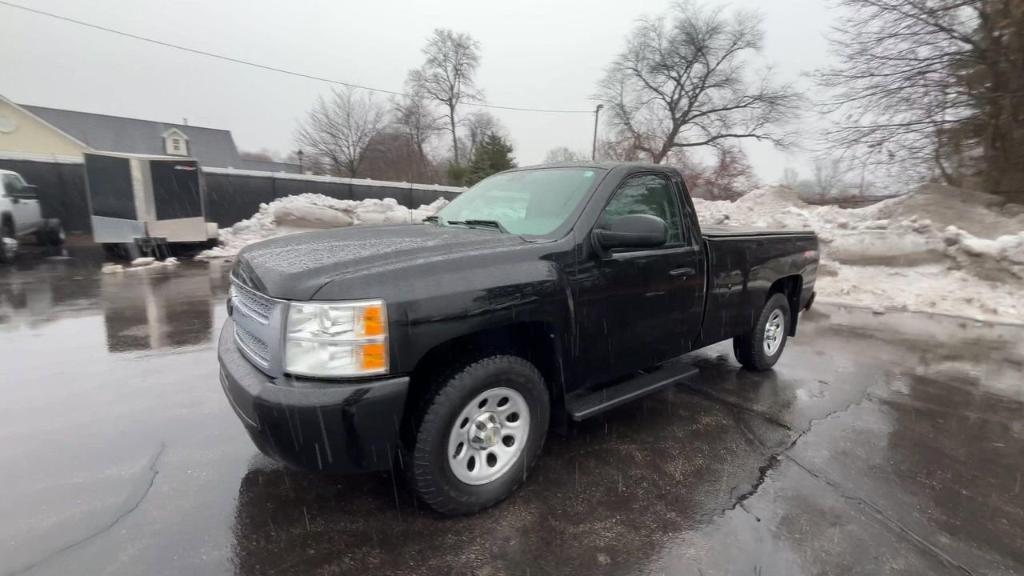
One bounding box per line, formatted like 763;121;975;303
1;0;835;182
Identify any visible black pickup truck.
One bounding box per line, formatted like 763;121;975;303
219;163;818;514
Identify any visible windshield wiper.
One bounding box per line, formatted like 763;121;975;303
446;219;508;233
423;215;441;224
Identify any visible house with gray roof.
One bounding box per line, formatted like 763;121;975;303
0;94;297;173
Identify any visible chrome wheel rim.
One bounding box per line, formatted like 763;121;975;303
763;309;785;356
0;237;17;260
447;387;530;485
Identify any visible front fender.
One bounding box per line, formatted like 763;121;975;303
387;259;573;374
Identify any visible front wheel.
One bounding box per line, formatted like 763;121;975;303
410;355;550;515
734;293;791;371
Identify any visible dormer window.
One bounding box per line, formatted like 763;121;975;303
162;128;189;156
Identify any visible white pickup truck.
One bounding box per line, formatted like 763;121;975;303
0;169;64;263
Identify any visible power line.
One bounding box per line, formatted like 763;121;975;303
0;0;596;114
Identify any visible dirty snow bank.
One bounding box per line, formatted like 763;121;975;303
197;194;449;259
102;257;180;273
692;185;1024;323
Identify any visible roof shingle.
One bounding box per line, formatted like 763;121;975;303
21;105;243;168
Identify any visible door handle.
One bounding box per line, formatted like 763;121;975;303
669;267;695;277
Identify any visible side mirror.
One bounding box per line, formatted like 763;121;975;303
593;214;668;251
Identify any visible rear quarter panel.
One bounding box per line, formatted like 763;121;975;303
699;233;818;346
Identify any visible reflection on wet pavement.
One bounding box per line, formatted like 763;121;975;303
101;271;217;352
1;259;1021;575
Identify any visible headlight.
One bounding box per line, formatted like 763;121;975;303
284;300;388;377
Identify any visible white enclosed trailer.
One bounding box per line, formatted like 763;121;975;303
83;151;217;256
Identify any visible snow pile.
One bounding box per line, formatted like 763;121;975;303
197;194;449;259
102;257;180;273
693;185;1024;323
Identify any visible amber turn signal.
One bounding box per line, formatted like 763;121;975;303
361;305;385;337
360;342;387;372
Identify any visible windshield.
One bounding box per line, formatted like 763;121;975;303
435;168;601;235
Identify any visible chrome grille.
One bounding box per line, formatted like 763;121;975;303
234;324;270;367
232;281;273;324
230;277;285;376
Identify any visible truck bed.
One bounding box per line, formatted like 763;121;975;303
701;224;816;238
697;226;819;347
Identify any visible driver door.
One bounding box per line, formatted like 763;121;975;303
574;173;706;387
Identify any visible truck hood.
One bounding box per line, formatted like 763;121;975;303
232;224;529;300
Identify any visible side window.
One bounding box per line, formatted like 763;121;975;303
600;174;686;246
2;175;20;196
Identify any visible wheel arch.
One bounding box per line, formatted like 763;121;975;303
402;321;566;445
768;274;803;336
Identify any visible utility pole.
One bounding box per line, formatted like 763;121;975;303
591;104;603;161
296;150;304;174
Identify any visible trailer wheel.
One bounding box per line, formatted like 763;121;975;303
36;219;65;246
409;355;549;515
102;243;130;261
734;293;791;371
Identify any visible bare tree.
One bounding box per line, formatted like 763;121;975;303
596;2;800;164
819;0;1024;198
462;111;502;160
295;87;388;177
781;167;800;188
597;137;645;162
811;157;849;198
544;146;587;163
392;92;444;171
408;29;482;166
679;146;758;200
360;130;444;184
793;157;867;201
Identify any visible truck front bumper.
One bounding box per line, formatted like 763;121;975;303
218;319;408;473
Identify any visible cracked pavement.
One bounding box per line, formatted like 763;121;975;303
1;256;1022;575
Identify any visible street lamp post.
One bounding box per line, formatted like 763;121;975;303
591;104;604;161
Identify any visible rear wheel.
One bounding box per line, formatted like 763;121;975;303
410;355;549;515
0;220;16;264
734;293;791;371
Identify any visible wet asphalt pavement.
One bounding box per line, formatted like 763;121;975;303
2;252;1023;576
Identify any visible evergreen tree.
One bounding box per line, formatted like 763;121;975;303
466;133;516;185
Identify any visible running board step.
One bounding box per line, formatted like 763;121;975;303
566;359;699;421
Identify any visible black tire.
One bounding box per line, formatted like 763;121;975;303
410;355;550;515
38;219;65;246
103;243;127;260
734;293;791;371
0;219;15;264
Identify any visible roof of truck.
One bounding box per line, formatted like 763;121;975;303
511;162;675;172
